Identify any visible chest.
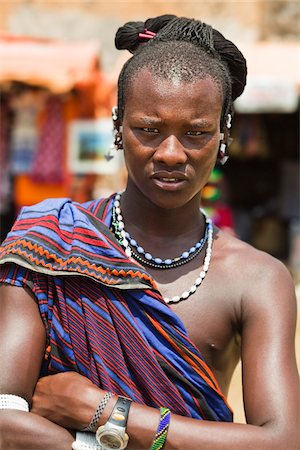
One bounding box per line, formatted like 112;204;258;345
151;264;242;393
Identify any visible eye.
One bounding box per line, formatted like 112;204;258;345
142;127;159;134
186;130;204;136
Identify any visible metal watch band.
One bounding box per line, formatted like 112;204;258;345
82;392;113;432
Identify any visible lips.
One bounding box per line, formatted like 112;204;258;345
151;171;187;182
151;171;188;190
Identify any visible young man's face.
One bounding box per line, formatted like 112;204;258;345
121;68;223;210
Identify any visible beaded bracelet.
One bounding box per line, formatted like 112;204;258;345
0;394;29;412
150;407;171;450
82;391;113;432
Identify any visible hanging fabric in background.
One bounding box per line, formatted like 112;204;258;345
229;116;270;159
31;96;65;183
9;89;40;174
0;96;11;214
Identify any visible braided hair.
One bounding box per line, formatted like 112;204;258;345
115;15;247;128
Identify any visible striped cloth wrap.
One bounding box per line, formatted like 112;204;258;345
0;194;233;422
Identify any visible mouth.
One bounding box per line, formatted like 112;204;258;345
151;172;188;190
151;171;187;181
159;177;181;183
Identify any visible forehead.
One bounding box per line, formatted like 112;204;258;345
124;68;223;120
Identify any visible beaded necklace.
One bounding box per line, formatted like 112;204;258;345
112;192;214;304
112;199;208;269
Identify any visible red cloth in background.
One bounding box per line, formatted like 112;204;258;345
31;97;65;183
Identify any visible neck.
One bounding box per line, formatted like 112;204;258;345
119;183;205;242
111;189;214;304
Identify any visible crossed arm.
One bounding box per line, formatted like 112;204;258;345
1;258;299;450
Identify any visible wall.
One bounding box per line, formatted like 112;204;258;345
0;1;299;72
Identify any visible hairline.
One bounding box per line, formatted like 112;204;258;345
123;65;225;112
121;66;225;117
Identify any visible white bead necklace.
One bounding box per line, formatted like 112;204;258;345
112;193;214;304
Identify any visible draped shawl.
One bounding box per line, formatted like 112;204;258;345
0;195;232;422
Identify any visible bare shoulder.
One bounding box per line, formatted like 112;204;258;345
214;228;297;314
219;229;291;274
215;227;294;283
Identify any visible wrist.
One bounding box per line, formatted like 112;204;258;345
81;390;119;431
95;394;118;426
96;396;132;449
127;402;161;449
79;385;103;430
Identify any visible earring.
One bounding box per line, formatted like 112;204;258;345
217;114;232;165
218;142;229;165
112;105;118;121
226;114;232;129
105;130;123;161
114;126;123;151
105;108;123;161
111;105;123;150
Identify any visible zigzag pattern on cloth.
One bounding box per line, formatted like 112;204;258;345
0;197;155;289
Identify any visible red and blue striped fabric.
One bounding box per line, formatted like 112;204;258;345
0;195;233;422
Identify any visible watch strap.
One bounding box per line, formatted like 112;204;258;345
107;396;132;428
82;392;113;432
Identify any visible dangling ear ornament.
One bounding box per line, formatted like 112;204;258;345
226;114;232;129
112;106;118;122
217;114;232;165
105;131;123;161
105;108;123;161
219;142;229;165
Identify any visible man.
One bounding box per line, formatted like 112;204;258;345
1;15;299;450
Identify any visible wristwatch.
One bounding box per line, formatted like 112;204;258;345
96;396;132;450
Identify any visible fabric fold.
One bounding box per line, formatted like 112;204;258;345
0;195;233;422
0;196;154;290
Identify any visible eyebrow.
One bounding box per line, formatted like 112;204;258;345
137;117;213;127
188;120;213;128
139;117;161;126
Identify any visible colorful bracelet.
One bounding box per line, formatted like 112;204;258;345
150;407;171;450
82;392;113;432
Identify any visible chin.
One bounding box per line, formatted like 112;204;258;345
144;189;198;211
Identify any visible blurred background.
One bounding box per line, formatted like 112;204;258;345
0;0;299;423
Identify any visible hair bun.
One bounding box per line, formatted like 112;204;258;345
115;15;177;54
115;21;145;53
144;14;177;33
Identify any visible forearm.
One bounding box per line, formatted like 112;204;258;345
72;390;297;450
109;397;293;450
32;373;300;450
0;410;74;450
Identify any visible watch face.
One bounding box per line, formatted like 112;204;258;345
98;432;123;449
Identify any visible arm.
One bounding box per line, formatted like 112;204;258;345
32;256;300;449
0;284;74;449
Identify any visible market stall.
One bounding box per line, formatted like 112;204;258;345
0;34;117;241
223;42;299;266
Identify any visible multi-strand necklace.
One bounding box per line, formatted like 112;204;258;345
112;192;213;304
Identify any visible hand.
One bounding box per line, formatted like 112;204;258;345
31;372;102;430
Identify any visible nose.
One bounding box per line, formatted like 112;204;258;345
153;135;187;166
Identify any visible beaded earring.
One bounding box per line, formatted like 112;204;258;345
105;106;123;161
218;142;229;165
218;113;232;165
226;113;232;129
